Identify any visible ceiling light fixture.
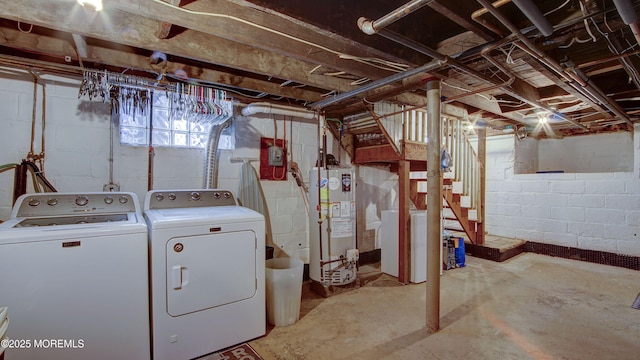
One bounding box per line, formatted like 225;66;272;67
77;0;103;11
539;115;549;124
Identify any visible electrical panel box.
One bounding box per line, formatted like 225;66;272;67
268;146;284;167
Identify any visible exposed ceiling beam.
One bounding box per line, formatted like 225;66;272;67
0;24;325;102
106;0;401;80
0;0;357;94
155;0;182;39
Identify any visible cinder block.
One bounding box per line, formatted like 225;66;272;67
586;180;627;194
604;224;640;240
550;180;586;194
568;221;604;237
585;208;626;225
520;205;550;219
491;203;521;216
520;180;551;193
577;236;618;253
535;218;567;233
575;173;614;180
506;191;536;204
543;232;578;247
605;194;640;210
539;172;576;180
535;193;568;207
485;226;517;238
486;180;522;193
511;216;538;230
515;229;544;242
616;239;640;256
567;194;605;208
625;210;640;226
550;207;585;222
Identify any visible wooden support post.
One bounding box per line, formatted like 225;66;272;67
398;159;411;284
477;125;486;245
426;79;441;333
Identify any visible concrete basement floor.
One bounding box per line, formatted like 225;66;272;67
250;253;640;360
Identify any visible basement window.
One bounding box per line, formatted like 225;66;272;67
118;92;234;149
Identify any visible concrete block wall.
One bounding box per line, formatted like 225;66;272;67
0;70;325;261
485;133;640;256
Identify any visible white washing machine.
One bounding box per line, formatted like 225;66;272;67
144;189;265;360
0;192;150;360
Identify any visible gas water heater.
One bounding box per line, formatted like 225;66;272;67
309;167;358;285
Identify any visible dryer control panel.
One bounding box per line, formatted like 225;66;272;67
145;189;237;210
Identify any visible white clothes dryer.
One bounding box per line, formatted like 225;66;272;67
0;192;150;360
144;189;265;360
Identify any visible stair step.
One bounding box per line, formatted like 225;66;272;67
417;181;427;193
409;171;427;179
452;181;463;194
460;195;471;208
468;209;478;221
443;167;455;179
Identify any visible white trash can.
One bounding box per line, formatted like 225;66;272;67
265;257;304;326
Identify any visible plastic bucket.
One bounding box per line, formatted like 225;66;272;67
265;258;304;326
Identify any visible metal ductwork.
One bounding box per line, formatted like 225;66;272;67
613;0;638;24
203;118;231;189
241;102;316;119
512;0;554;36
613;0;640;45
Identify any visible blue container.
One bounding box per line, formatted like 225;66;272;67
455;237;466;268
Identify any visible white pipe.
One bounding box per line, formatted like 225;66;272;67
241;102;316;119
357;0;434;35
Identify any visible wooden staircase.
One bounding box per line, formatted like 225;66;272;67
325;101;485;282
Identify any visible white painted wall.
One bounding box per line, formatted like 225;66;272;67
2;68;638;258
514;133;633;173
0;69;329;261
486;131;640;256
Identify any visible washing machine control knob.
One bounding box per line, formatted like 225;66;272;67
190;192;201;201
104;196;114;204
168;193;177;201
223;192;231;199
28;198;40;207
47;198;58;206
118;196;129;204
155;194;165;201
213;192;221;199
75;196;89;206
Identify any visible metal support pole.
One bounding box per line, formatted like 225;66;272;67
477;126;487;245
426;79;441;333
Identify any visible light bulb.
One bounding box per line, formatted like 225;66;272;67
77;0;103;11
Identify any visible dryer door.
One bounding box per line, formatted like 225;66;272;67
166;230;257;316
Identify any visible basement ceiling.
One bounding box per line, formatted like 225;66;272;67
0;0;639;137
